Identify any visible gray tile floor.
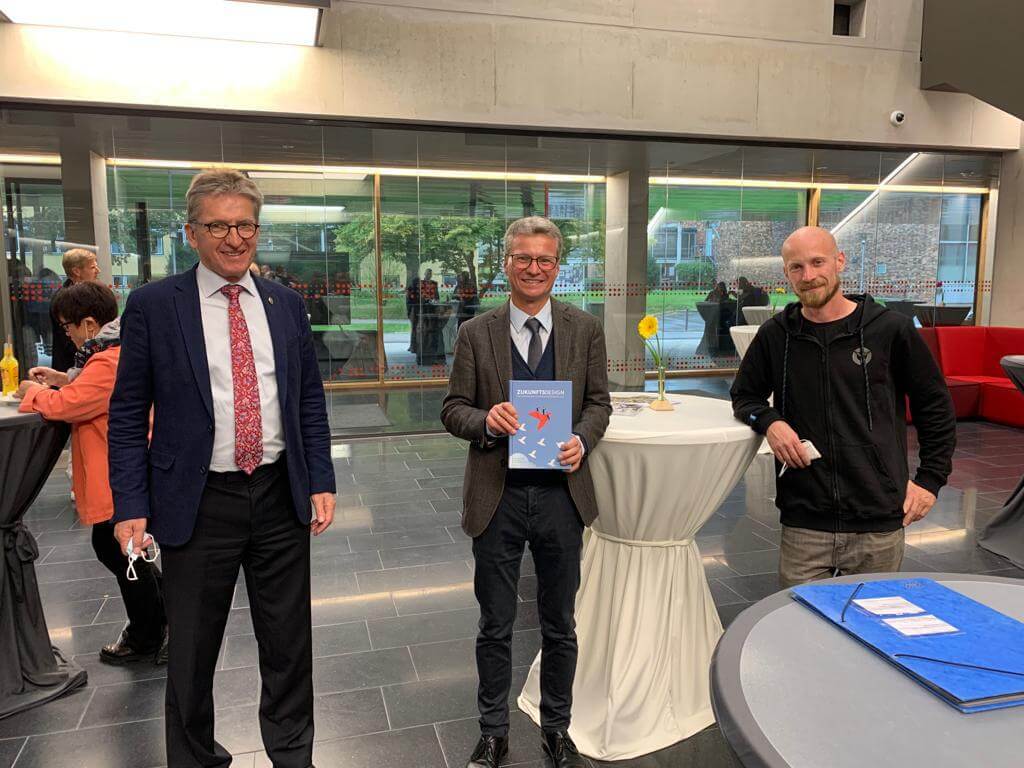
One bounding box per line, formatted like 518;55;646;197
4;399;1024;768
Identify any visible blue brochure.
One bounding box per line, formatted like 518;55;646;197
509;380;573;470
791;578;1024;713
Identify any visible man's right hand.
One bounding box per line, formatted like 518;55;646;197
114;518;149;556
485;402;520;436
766;421;810;469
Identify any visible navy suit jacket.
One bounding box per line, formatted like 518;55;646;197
108;265;336;546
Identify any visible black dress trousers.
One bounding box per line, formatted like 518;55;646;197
472;480;583;737
162;459;313;768
91;520;165;650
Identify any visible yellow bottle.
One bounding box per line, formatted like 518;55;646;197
1;340;19;397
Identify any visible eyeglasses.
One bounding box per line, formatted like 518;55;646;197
58;320;76;334
508;254;559;271
193;221;260;240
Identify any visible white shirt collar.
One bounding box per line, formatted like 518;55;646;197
509;298;552;333
197;262;257;299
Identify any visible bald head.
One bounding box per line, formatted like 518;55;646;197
781;226;839;263
781;226;846;310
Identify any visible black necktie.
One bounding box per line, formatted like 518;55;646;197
525;317;543;372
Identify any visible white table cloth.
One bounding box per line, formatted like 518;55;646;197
742;306;778;325
517;394;761;760
729;325;760;360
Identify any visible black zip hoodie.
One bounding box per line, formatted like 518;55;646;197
730;295;956;533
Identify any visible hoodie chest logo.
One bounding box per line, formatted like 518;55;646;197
852;347;872;366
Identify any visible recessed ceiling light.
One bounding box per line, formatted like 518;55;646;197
0;0;324;46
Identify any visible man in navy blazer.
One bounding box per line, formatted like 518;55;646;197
108;169;336;768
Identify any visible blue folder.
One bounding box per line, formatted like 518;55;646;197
791;578;1024;713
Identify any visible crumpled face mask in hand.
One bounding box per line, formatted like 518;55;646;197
125;533;160;582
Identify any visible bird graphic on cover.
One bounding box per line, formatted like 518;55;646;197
529;408;551;430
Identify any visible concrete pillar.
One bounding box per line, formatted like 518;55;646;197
991;126;1024;327
604;154;650;390
57;133;112;281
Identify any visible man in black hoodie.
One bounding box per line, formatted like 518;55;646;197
731;227;956;586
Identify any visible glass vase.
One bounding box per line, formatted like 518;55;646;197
650;364;674;411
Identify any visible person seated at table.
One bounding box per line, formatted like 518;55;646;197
704;281;732;303
16;281;167;664
442;216;610;768
735;276;770;315
730;226;956;587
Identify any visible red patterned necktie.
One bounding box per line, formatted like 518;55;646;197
220;284;263;474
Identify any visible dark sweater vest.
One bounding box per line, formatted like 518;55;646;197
507;330;563;486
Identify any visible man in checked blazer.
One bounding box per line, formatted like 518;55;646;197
442;217;611;768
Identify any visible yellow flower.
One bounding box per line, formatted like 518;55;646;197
637;315;658;339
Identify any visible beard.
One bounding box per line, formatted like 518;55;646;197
797;278;841;309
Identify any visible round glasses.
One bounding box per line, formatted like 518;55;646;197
193;221;260;240
508;254;559;271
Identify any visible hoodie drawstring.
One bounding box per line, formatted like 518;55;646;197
860;327;873;432
781;333;790;419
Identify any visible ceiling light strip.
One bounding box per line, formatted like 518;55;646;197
105;157;606;184
0;153;63;165
104;157;991;193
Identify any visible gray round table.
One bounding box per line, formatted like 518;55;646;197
711;573;1024;768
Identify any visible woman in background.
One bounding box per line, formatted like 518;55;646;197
16;281;167;666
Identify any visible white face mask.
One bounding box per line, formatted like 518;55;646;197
125;534;160;582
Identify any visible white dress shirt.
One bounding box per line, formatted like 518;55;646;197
509;298;553;363
196;262;285;472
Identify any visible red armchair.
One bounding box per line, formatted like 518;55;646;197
932;326;1024;428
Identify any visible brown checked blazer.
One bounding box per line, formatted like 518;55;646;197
441;299;612;537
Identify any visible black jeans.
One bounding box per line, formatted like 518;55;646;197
91;520;165;650
472;481;583;736
162;459;313;768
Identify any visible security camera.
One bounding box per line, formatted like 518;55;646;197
890;110;906;127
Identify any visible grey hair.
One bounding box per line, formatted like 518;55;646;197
503;216;563;257
61;247;97;276
185;169;264;223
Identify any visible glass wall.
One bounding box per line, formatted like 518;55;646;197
0;108;1001;434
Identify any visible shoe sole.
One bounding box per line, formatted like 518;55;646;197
99;651;159;666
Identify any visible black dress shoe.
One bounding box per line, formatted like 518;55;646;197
465;735;508;768
542;731;591;768
99;630;160;666
154;629;169;666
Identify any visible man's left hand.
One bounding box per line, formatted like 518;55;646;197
310;492;335;536
557;436;584;474
902;481;936;527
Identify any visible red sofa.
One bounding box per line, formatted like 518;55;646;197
918;326;1024;428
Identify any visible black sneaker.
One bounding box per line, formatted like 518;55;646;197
99;630;159;666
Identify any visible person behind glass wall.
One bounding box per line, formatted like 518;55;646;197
735;275;770;316
420;267;439;301
730;226;956;587
406;274;421;353
704;281;731;303
442;217;610;768
50;249;100;373
455;270;480;327
16;281;167;664
108;169;336;768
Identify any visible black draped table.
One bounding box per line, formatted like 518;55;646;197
979;355;1024;567
0;408;86;719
